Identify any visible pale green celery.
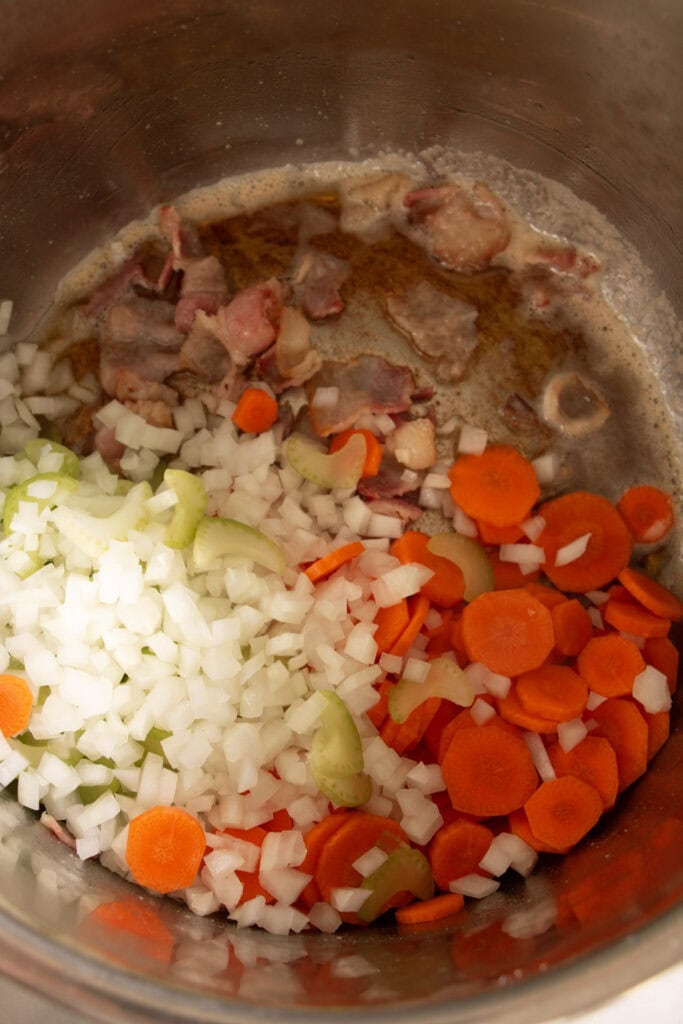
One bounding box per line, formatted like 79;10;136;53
358;847;434;923
310;768;372;808
3;472;79;537
23;438;81;479
192;516;286;575
52;481;153;558
163;468;208;549
286;433;366;490
426;532;495;601
78;779;122;805
310;691;371;806
388;657;474;724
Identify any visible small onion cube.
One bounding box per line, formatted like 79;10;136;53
330;887;370;913
449;874;500;899
557;717;588;753
523;732;556;781
458;424;488;455
632;665;672;713
555;532;591;567
352;846;389;878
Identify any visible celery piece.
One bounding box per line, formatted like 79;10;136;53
163;468;208;549
23;438;81;479
388;657;474;724
358;847;435;923
193;516;286;575
144;726;172;761
78;779;121;805
311;765;372;808
3;472;79;537
310;691;364;777
427;532;495;601
286;433;366;490
52;481;152;558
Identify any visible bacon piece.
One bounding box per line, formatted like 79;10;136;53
385;280;479;379
100;298;183;402
40;813;77;850
365;497;422;522
159;204;204;262
403;182;511;271
339;172;414;241
197;279;283;366
179;323;231;382
175;255;229;332
94;424;125;467
305;354;416;437
358;454;422;501
292;250;348;319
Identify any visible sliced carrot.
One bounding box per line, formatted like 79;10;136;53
508;808;570;854
389;593;431;657
395;892;465;925
381;696;442;755
232;386;279;433
537;491;633;592
496;687;559;734
238;870;276;905
390;531;465;608
589;698;649;791
449;613;468;662
425;608;455;658
461;588;555;676
438;705;516;761
366;677;392;730
644;710;670;761
476;519;524;545
86;899;175;965
304;540;365;583
643;635;679;694
603;597;670;638
577;632;646;698
0;673;33;738
524;776;603;849
266;808;294;831
524;581;568;610
298;813;353;909
428;819;494;889
489;550;541;589
373;599;410;656
547;735;619;810
516;664;588;723
440;725;539;816
617;567;683;622
329;429;382;478
551;599;593;657
422;699;459;761
448;444;540;528
126;805;206;894
616;485;674;543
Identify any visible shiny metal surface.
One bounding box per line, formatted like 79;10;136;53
0;1;681;1021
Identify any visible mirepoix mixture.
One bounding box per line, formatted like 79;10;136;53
0;158;679;936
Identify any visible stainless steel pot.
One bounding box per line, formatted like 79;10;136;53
0;2;681;1021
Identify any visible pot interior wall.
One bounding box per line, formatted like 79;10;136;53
0;2;681;1021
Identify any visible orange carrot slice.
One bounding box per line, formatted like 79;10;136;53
126;806;205;894
461;588;554;676
440;725;538;816
448;444;540;527
616;485;674;543
0;674;34;738
524;776;603;849
305;540;365;583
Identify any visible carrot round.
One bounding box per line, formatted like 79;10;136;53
329;429;382;478
389;593;431;657
298;813;353;908
489;550;541;590
497;687;559;734
524;776;603;849
524;581;568;610
603;597;671;638
617;567;683;622
643;635;679;694
576;633;646;698
537;491;633;592
476;519;524;545
428;819;494;889
461;588;555;676
395;892;465;925
381;696;442;755
304;540;365;583
232;386;279;433
644;710;670;761
391;531;465;608
589;698;649;791
440;725;539;816
516;664;588;723
616;485;674;543
448;444;540;527
126;805;206;894
547;736;619;810
508;808;570;854
0;673;34;738
373;599;410;655
551;599;593;657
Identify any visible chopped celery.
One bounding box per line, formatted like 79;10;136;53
286;433;366;490
78;779;121;805
427;532;495;601
311;766;372;808
193;516;286;575
358;847;435;923
23;438;81;479
52;481;152;558
3;472;79;537
388;657;473;724
310;691;364;777
163;468;208;549
144;726;172;761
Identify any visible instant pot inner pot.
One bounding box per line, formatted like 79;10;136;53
0;2;681;1022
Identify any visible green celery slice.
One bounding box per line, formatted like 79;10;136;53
163;468;208;549
286;433;366;490
3;472;79;537
310;691;364;777
358;847;435;923
193;516;286;575
388;656;474;724
426;532;495;601
78;779;121;804
51;481;152;558
311;766;372;808
23;438;81;479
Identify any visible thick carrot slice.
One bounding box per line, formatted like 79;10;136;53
476;519;524;545
644;710;670;761
449;614;468;662
489;550;541;590
516;665;588;723
448;444;540;527
0;674;34;738
126;806;205;894
461;588;555;676
438;705;517;761
391;531;465;608
537;491;633;592
547;736;619;810
589;698;649;791
576;633;646;698
266;808;295;831
381;696;442;755
497;687;559;734
373;599;410;655
232;387;279;433
422;700;459;761
304;540;365;583
440;725;539;816
552;599;593;656
524;776;603;849
425;608;456;658
617;567;683;622
389;593;431;657
508;808;570;854
428;819;494;889
329;428;382;478
298;813;353;909
643;635;679;694
603;597;670;638
366;677;392;730
616;485;674;543
395;892;465;925
524;581;568;610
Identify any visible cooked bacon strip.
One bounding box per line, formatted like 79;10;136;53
292;250;348;319
159;204;204;263
40;812;77;850
358;453;422;501
365;497;422;522
179;323;231;382
305;354;416;436
197;279;283;367
385;280;479;379
100;297;184;402
174;255;229;332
